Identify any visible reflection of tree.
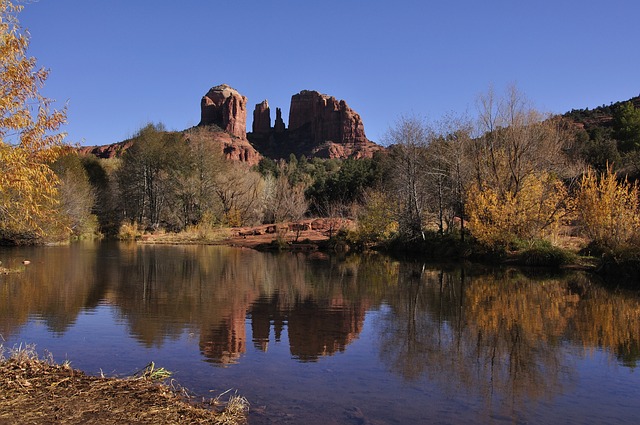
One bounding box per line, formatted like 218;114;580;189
3;243;640;379
379;266;567;413
566;274;640;368
377;265;640;414
0;243;103;337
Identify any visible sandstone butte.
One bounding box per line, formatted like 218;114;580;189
79;84;383;164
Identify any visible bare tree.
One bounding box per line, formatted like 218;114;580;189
263;161;308;224
385;116;432;240
425;115;475;238
474;85;573;197
213;164;265;226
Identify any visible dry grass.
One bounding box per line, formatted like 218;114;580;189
117;221;143;241
139;225;231;245
0;344;248;425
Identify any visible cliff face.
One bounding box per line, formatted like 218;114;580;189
185;126;261;166
199;84;248;139
248;89;382;160
252;100;271;134
288;90;368;147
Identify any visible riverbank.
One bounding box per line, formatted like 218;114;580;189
137;218;352;251
117;219;640;279
0;345;248;425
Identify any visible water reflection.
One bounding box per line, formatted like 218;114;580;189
249;293;366;361
1;243;639;405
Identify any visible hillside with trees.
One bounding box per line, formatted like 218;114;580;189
565;95;640;173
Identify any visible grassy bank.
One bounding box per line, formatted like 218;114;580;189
0;344;248;425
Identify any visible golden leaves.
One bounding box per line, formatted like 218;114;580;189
0;0;68;241
575;166;640;250
466;172;568;247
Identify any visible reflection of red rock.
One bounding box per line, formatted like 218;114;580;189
287;299;366;361
250;294;285;352
200;309;247;365
248;294;367;361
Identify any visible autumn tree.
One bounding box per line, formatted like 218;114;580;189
575;166;640;251
466;86;575;248
50;152;97;237
466;172;569;248
353;189;397;244
180;127;227;226
0;0;67;243
424;115;474;238
213;164;265;226
80;155;120;236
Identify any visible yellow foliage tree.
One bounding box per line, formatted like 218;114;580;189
354;189;398;243
0;0;67;242
575;166;640;250
466;172;568;247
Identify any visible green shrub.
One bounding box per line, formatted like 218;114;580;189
516;239;575;267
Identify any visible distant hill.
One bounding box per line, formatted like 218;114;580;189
564;95;640;131
563;94;640;172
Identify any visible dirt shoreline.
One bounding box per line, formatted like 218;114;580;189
138;219;350;251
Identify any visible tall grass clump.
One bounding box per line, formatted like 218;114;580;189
118;221;142;241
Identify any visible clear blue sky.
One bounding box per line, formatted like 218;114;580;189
20;0;640;147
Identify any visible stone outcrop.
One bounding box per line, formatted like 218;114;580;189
248;89;382;160
196;84;261;165
186;126;261;166
288;90;366;145
252;100;271;134
78;140;134;159
199;84;247;139
274;107;285;133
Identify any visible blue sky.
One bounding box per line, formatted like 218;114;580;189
20;0;640;147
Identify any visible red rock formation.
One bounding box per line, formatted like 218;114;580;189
78;140;134;159
274;107;285;133
199;84;247;139
184;126;261;166
252;100;271;133
288;90;365;143
287;90;382;158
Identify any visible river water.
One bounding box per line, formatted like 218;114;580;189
0;242;639;424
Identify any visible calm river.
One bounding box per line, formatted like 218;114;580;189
1;242;639;424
